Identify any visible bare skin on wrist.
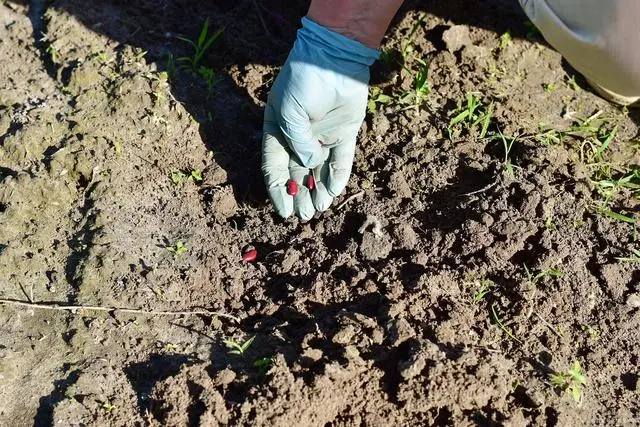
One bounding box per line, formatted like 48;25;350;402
307;0;404;48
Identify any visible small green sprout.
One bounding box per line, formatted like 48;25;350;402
413;62;430;100
491;303;522;344
254;356;275;374
580;324;600;340
567;75;581;91
495;130;517;176
177;18;224;70
368;87;392;114
616;248;640;263
167;240;187;256
379;48;394;64
524;265;563;286
198;66;216;91
543;82;556;93
400;14;426;61
551;361;587;403
46;45;58;63
102;401;115;413
467;276;495;303
596;208;636;224
524;21;541;39
572;219;586;229
171;170;187;186
171;170;202;186
500;31;511;49
164;343;180;352
447;93;493;139
224;336;255;356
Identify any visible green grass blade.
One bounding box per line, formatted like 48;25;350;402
600;209;636;224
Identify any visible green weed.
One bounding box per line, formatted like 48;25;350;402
171;170;187;186
543;82;556;93
465;275;496;303
224;336;255;356
524;21;541;39
198;66;217;91
551;361;586;403
177;18;224;70
493;130;517;175
447;92;494;139
616;248;640;263
500;31;512;49
102;401;115;413
398;60;431;110
400;14;426;61
166;240;187;256
524;265;563;286
171;169;202;186
491;303;522;344
254;356;275;374
368;87;392;114
567;75;581;91
46;45;58;63
580;324;600;340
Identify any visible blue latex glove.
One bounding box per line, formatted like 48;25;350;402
262;17;379;220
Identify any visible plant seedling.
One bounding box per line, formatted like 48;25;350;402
368;87;392;114
400;14;426;62
171;170;187;186
580;324;600;340
491;303;522;344
177;18;224;70
224;336;255;356
616;248;640;263
171;170;202;186
500;31;511;49
447;93;493;139
198;66;216;91
167;240;187;256
524;265;563;286
495;130;517;176
188;169;203;182
465;275;495;303
102;401;115;413
254;356;275;375
567;75;581;91
551;361;587;403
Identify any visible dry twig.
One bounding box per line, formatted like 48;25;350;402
337;190;365;210
0;299;239;323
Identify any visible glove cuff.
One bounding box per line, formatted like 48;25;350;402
298;17;380;67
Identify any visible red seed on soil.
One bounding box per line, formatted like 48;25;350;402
242;248;257;262
307;175;316;191
286;179;298;196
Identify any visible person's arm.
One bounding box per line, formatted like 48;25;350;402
308;0;405;48
262;0;405;220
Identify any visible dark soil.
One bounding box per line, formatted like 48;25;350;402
1;0;639;426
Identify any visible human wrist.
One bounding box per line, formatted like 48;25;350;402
307;0;404;48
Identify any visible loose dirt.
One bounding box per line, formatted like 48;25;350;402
1;0;638;426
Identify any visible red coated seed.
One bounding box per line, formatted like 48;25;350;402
308;175;316;191
242;248;257;262
286;179;298;196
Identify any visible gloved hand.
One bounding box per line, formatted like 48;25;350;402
262;17;379;220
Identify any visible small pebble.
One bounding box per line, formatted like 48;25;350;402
626;294;640;308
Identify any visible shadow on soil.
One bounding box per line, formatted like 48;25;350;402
10;0;534;209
